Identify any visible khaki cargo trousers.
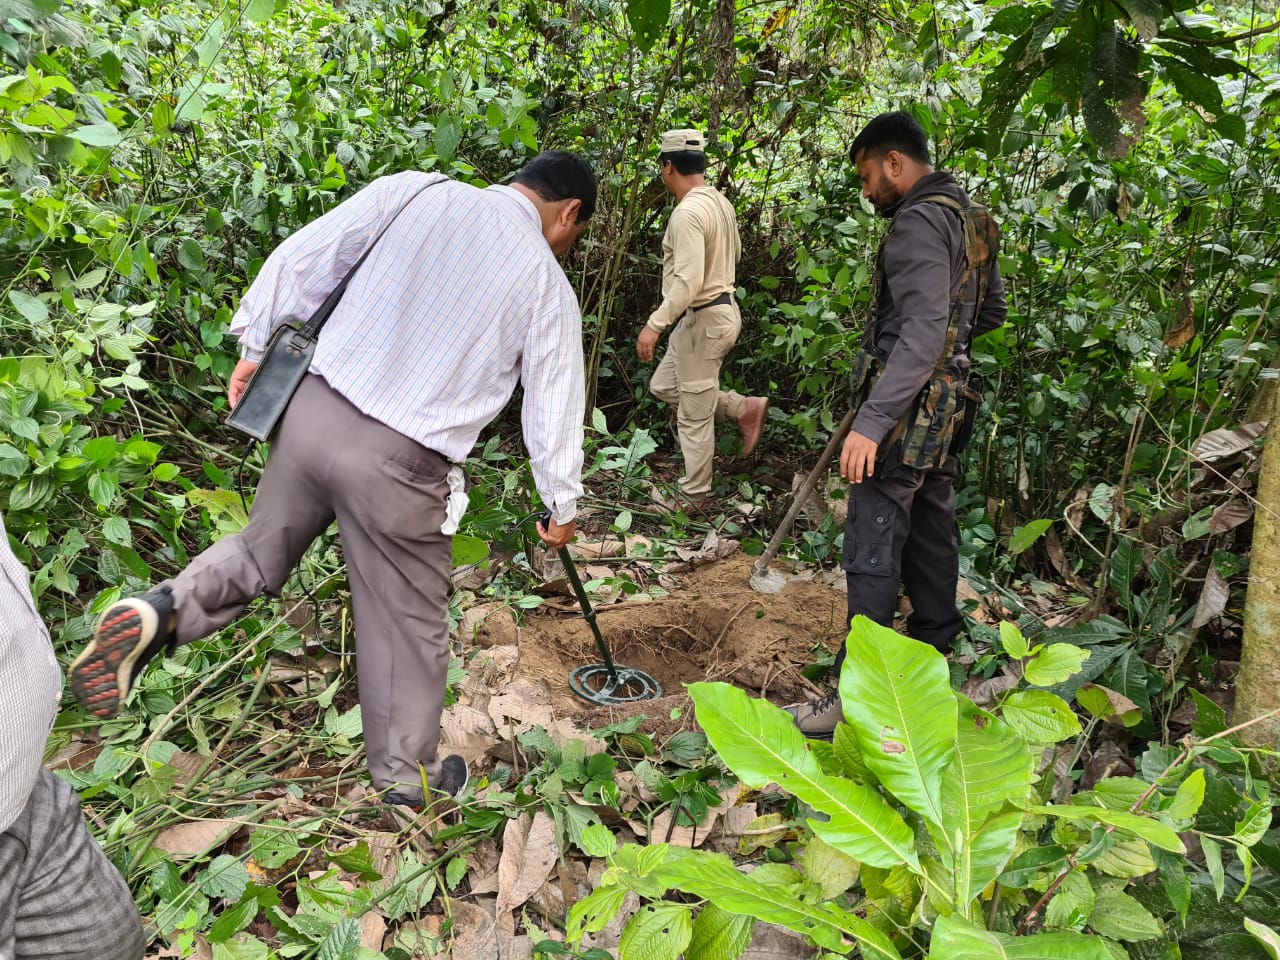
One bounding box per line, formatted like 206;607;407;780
166;374;453;800
649;302;748;497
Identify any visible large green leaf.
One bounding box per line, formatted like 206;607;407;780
1024;805;1185;852
620;903;692;960
655;846;902;959
689;682;917;868
1002;690;1083;743
954;810;1025;906
2;0;63;18
1118;0;1162;38
567;886;629;941
316;918;360;960
1082;24;1149;158
1025;643;1092;686
1010;518;1053;555
936;698;1034;905
1244;917;1280;960
839;618;956;827
1018;0;1084;70
1089;889;1164;942
976;27;1042;153
1153;848;1190;923
687;902;752;960
244;0;274;23
1167;768;1206;820
928;914;1112;959
1046;869;1096;930
434;113;461;165
1097;649;1155;735
802;835;862;900
1159;56;1226;116
1109;538;1142;612
70;122;122;148
626;0;670;53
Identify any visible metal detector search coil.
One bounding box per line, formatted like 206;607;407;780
538;513;663;706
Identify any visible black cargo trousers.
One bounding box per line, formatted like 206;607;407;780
834;454;963;671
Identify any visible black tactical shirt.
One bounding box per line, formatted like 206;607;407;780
851;171;1007;446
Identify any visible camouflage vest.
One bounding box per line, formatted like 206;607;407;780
850;193;1000;469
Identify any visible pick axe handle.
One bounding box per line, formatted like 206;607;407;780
751;409;855;579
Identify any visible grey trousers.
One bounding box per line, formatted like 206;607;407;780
836;457;963;671
0;768;144;960
649;303;748;497
168;374;453;799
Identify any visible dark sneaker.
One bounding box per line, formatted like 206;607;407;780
384;755;470;812
437;754;469;797
785;689;843;740
69;586;176;719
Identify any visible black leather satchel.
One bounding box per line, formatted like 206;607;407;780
226;177;445;441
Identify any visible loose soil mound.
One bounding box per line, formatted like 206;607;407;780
466;553;848;733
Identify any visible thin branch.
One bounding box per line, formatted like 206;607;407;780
1163;19;1280;46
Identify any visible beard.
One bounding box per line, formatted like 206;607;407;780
871;183;905;217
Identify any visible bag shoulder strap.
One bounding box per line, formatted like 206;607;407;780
297;176;448;340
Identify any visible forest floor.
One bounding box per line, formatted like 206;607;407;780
54;445;1253;958
463;550;848;737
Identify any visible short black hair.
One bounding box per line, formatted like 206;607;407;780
659;150;707;176
848;111;931;166
513;150;597;222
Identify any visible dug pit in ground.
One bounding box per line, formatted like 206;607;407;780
453;553;851;735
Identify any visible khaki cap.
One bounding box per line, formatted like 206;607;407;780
658;128;705;154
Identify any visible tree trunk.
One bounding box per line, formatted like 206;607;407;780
706;0;740;146
1235;388;1280;749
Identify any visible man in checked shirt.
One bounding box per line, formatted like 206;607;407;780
69;151;597;809
1;511;145;959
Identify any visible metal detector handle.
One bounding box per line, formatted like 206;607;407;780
750;408;856;581
538;511;618;678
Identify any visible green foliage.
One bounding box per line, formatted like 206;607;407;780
571;618;1276;959
3;0;1279;953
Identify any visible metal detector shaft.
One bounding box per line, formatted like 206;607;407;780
751;408;855;582
555;544;619;680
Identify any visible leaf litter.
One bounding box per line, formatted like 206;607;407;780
128;545;864;956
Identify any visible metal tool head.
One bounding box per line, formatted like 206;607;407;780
749;563;788;594
569;664;663;705
536;510;664;705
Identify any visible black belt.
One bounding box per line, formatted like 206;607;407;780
691;291;732;311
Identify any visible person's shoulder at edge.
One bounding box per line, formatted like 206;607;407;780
887;199;957;250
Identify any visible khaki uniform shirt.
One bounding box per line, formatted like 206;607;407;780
647;186;741;333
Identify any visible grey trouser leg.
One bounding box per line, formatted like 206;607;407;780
0;768;145;960
169;376;337;642
168;376;453;796
326;396;453;799
836;458;962;671
649;304;747;497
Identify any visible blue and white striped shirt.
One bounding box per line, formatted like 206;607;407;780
230;172;585;522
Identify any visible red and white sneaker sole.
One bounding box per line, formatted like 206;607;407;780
69;599;160;719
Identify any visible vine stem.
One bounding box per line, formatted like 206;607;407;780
137;594;317;760
1016;705;1280;935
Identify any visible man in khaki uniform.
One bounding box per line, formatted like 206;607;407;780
637;128;768;508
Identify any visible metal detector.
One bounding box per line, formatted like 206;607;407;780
538;514;662;705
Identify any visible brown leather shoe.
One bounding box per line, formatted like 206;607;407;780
737;397;769;457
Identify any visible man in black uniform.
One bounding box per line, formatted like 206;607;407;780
788;111;1007;737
